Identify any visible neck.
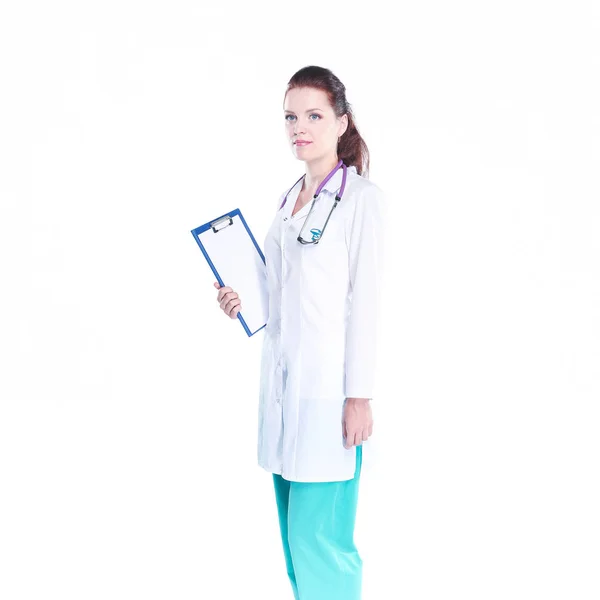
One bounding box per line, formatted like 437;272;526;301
303;155;340;195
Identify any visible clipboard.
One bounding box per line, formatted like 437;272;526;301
191;208;268;337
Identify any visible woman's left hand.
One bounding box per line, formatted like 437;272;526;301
342;398;373;448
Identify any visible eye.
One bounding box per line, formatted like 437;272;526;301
284;113;321;122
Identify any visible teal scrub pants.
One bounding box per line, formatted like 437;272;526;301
272;444;363;600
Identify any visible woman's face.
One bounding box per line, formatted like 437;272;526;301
284;86;347;163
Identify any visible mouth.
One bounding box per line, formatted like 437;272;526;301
294;141;312;146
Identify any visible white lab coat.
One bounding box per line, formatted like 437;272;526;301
257;164;387;482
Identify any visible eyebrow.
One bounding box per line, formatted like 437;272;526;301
284;108;324;114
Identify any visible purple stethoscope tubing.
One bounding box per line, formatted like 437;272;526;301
279;159;348;210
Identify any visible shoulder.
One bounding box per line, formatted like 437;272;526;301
352;176;384;198
346;173;387;216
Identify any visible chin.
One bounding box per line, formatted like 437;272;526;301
293;150;310;161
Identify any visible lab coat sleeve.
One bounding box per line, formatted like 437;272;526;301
344;184;387;399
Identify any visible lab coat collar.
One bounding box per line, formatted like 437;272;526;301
284;163;358;215
291;164;358;197
321;163;358;196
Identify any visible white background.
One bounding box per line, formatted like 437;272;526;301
1;1;599;598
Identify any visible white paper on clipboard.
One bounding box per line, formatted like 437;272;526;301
191;209;268;337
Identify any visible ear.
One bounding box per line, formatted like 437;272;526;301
338;113;349;138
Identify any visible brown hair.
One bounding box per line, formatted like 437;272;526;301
284;65;370;177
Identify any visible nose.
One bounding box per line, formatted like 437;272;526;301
292;118;306;136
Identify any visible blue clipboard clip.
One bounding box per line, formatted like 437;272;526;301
191;208;267;337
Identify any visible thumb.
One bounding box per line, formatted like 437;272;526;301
214;281;220;289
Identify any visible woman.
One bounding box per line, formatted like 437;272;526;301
214;66;386;600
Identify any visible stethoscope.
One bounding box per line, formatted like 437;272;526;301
279;159;348;244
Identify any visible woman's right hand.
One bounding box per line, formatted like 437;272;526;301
214;282;242;319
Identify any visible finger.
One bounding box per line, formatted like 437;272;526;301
217;287;233;302
218;290;233;304
214;282;220;289
225;296;241;312
345;428;356;449
353;431;362;446
219;291;237;309
226;298;242;317
342;421;349;448
368;422;373;437
362;428;369;442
